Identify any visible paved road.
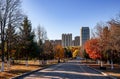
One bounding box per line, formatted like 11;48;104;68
22;60;109;79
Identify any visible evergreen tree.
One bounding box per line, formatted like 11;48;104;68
19;17;34;66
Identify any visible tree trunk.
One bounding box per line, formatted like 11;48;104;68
25;49;29;66
107;60;110;65
85;58;87;63
26;54;28;66
7;41;10;70
100;60;103;67
1;35;5;72
25;59;28;66
1;62;4;72
39;60;41;65
111;59;114;69
96;60;100;65
7;60;10;70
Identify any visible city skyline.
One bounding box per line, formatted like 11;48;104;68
22;0;120;40
48;34;80;47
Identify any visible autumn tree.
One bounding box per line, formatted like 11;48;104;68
82;49;90;60
70;47;77;53
54;45;64;59
6;23;17;68
108;19;120;69
90;15;120;69
43;40;54;60
64;47;72;58
72;49;80;58
109;20;120;58
85;39;102;60
0;0;23;71
95;24;110;61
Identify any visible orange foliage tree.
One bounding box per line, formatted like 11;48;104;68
84;39;102;60
54;45;64;59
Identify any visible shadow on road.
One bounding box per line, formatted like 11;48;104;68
23;60;109;79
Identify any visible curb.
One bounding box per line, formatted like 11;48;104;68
10;64;56;79
86;65;117;79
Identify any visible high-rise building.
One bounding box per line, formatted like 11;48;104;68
62;34;72;47
74;36;80;46
72;40;75;46
80;27;90;46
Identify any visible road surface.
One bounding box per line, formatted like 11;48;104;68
22;60;109;79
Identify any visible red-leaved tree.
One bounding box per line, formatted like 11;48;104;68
84;39;102;60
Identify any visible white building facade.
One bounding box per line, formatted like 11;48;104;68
62;34;72;47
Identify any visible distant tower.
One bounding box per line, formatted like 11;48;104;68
74;36;80;46
80;27;90;46
62;33;72;47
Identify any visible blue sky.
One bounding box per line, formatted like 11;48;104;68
22;0;120;40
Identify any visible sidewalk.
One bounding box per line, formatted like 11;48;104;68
81;60;120;79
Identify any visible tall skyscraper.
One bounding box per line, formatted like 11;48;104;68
62;34;72;47
80;27;90;46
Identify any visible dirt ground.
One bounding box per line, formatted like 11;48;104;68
0;60;57;79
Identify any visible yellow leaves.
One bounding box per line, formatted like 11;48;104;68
54;45;64;59
72;49;80;58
